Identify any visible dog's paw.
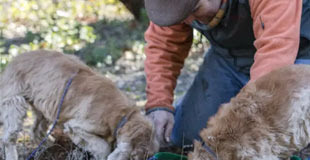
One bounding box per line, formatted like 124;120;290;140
107;142;131;160
107;150;129;160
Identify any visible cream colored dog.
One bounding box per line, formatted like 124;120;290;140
189;64;310;160
0;50;159;160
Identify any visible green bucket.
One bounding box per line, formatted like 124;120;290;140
149;152;188;160
290;155;302;160
150;154;307;160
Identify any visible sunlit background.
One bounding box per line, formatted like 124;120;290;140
0;0;142;70
0;0;207;72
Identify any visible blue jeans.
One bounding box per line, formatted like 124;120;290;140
170;47;310;147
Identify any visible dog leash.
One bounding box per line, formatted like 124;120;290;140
113;109;138;137
113;115;128;137
202;141;218;160
26;72;78;160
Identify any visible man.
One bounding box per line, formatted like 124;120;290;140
144;0;310;148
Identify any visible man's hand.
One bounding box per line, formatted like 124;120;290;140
147;110;175;146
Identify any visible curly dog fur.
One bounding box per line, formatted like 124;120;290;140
189;65;310;160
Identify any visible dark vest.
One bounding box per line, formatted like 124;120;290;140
191;0;310;74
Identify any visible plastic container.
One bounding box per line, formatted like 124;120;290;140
290;156;302;160
290;155;310;160
148;152;187;160
150;153;310;160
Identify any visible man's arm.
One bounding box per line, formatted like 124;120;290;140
144;22;193;112
249;0;302;81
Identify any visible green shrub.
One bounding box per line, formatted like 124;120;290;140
0;0;134;71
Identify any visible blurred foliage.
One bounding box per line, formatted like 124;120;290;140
0;0;136;71
0;0;207;72
77;11;149;67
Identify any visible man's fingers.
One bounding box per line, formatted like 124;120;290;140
164;119;174;143
146;110;175;146
155;120;165;143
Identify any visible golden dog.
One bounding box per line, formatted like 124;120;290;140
0;50;159;160
189;65;310;160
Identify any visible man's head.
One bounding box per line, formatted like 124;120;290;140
144;0;222;26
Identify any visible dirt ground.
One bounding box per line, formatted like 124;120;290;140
0;50;204;160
